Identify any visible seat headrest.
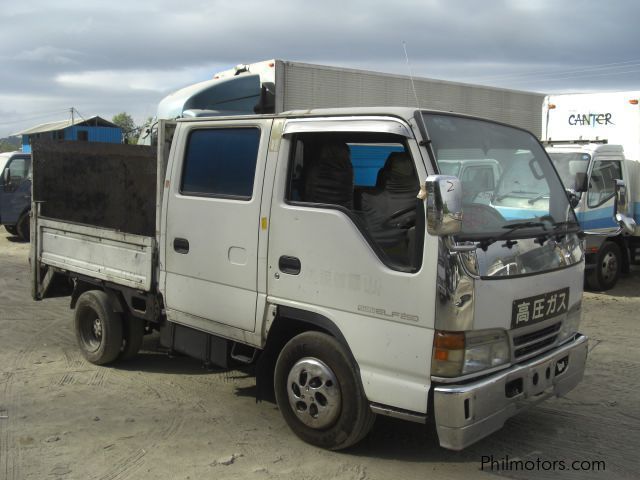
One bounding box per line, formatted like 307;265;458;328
317;142;351;169
386;152;413;177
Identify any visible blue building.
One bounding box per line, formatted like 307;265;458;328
16;116;123;153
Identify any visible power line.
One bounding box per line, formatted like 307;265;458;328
0;109;70;127
474;58;640;82
494;66;640;86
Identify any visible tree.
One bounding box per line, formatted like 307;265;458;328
111;112;137;144
0;136;21;153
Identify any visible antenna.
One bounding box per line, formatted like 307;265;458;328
402;41;421;109
402;41;434;158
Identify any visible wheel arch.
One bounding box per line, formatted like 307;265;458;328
70;280;126;314
256;305;361;402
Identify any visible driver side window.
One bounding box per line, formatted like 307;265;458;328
6;158;30;183
588;160;622;208
287;132;422;271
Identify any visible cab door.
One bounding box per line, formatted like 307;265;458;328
266;117;438;414
161;118;272;333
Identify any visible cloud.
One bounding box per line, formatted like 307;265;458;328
55;68;212;93
0;0;639;137
16;46;83;65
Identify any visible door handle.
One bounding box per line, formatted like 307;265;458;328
173;237;190;254
279;256;301;275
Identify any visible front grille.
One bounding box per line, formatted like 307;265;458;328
512;322;561;359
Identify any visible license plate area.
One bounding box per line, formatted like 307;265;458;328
511;287;569;329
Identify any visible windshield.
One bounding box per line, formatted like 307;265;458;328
547;152;590;191
422;113;578;240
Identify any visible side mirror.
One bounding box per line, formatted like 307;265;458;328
614;179;628;211
614;179;636;235
424;175;463;236
574;172;588;192
2;168;9;186
566;189;580;208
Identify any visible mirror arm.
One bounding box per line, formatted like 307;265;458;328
449;242;480;252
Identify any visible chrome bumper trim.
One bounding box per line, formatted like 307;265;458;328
433;334;588;450
370;403;426;424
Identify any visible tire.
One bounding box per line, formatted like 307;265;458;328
274;331;375;450
74;290;123;365
16;211;30;242
586;241;621;291
119;315;145;361
4;225;18;236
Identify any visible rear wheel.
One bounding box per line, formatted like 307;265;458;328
74;290;123;365
119;315;145;360
274;331;375;450
4;225;18;236
586;241;621;291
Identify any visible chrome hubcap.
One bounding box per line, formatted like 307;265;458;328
93;319;102;339
601;251;618;282
286;358;341;429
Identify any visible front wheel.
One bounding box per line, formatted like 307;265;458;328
16;211;30;242
274;331;375;450
74;290;123;365
4;224;18;236
586;241;622;291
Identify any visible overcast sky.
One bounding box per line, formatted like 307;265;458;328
1;0;639;137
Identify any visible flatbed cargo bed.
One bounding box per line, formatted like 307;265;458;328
35;217;155;291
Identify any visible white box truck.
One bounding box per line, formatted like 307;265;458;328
31;61;620;451
542;92;640;290
145;59;545;137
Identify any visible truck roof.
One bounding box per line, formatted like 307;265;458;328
176;106;530;128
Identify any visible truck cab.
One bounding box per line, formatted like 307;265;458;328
0;151;32;239
546;142;639;290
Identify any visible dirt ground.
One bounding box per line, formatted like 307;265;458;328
1;231;639;480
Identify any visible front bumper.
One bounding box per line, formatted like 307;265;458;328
433;333;588;450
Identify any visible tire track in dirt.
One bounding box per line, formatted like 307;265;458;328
97;448;146;480
0;312;67;480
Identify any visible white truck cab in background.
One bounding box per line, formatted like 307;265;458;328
543;92;640;290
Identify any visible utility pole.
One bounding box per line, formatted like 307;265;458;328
70;107;74;126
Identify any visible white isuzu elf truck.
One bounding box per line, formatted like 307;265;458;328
30;61;620;451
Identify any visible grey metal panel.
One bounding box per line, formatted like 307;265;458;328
280;61;544;138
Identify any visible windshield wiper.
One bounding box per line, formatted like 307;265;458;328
533;220;581;245
478;221;548;250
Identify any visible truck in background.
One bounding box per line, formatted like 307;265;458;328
542;92;640;290
142;58;545;138
0;151;32;240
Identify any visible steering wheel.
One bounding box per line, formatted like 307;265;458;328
382;206;416;229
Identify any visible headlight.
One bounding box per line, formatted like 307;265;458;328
432;329;510;377
558;301;582;342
